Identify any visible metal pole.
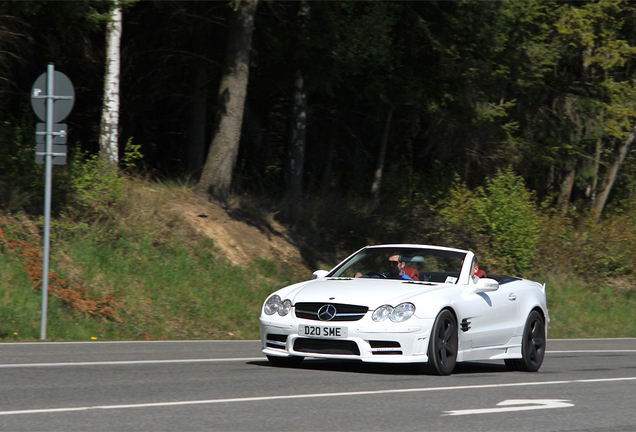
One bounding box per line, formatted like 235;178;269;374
40;63;54;340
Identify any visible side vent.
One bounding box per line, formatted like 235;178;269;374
461;318;471;332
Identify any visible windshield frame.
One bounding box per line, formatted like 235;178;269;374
327;245;468;283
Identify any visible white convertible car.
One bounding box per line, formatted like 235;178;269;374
260;244;549;375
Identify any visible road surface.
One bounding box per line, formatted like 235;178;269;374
0;338;634;431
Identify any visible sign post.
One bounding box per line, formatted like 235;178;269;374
30;63;74;340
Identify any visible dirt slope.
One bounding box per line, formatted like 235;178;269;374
173;196;303;268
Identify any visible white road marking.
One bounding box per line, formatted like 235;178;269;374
443;399;574;416
0;358;263;368
0;376;634;416
0;347;633;369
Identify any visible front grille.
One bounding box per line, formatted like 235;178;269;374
266;333;287;349
294;338;360;355
295;302;368;321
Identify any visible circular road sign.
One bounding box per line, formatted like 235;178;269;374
31;71;75;123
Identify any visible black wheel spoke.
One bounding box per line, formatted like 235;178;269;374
528;345;538;361
444;322;453;340
439;347;447;363
531;321;541;339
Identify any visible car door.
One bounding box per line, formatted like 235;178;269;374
468;281;518;348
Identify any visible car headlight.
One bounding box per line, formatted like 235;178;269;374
279;299;292;316
372;305;393;322
391;303;415;323
264;295;281;315
264;295;293;316
372;303;416;323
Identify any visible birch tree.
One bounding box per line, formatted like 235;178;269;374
99;1;122;164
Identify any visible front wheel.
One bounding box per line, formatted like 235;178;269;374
266;355;304;368
420;309;458;375
505;310;546;372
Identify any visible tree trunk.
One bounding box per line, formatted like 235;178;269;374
288;69;307;201
320;119;337;197
371;109;393;203
287;1;310;202
186;32;209;180
99;3;122;164
557;167;576;215
593;123;636;218
589;137;601;203
196;0;258;205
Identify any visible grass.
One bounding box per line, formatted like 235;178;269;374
0;226;297;341
543;273;636;339
0;180;301;342
4;239;636;341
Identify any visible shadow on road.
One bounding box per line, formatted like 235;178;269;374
248;358;511;376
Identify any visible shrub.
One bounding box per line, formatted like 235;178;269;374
537;210;636;280
0;119;45;212
67;152;124;217
440;168;541;275
477;168;541;274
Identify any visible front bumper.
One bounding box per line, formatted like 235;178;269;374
260;316;435;363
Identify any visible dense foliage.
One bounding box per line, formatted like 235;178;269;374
1;1;636;339
2;0;636;209
0;183;305;341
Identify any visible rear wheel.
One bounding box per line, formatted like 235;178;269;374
505;310;546;372
421;309;458;375
266;355;304;368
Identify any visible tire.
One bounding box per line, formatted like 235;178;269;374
505;310;546;372
421;309;458;375
266;354;304;368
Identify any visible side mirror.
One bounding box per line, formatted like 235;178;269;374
475;278;499;293
312;270;329;279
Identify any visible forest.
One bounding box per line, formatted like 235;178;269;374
2;0;636;283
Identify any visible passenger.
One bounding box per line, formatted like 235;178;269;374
386;254;414;280
471;258;486;283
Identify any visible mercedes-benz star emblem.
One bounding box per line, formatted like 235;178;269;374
317;304;337;321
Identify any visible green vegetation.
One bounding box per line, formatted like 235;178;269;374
440;169;542;274
1;172;636;341
0;180;303;341
545;274;636;339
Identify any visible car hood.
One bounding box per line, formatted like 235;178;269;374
283;277;443;309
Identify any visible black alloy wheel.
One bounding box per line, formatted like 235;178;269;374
421;309;458;375
505;310;546;372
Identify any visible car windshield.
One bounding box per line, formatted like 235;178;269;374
330;247;467;283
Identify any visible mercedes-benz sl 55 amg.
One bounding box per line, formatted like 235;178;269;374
260;244;549;375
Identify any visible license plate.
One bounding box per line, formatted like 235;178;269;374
299;325;348;338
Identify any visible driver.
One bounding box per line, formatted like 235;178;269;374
386;254;413;280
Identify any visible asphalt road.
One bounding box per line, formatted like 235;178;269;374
0;338;635;431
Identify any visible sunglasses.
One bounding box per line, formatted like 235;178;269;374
388;260;401;266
